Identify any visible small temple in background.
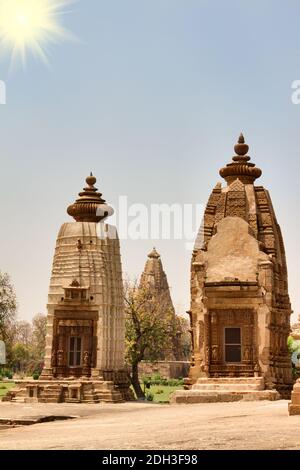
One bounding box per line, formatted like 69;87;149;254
172;134;293;404
138;247;190;379
6;174;133;403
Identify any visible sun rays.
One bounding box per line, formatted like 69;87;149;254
0;0;76;66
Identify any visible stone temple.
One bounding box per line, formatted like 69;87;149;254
137;248;190;379
7;174;132;403
139;247;178;361
172;134;293;403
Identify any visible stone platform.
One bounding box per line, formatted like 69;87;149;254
3;379;134;404
171;377;279;404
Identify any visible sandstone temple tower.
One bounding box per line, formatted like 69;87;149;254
9;174;132;403
139;247;180;361
172;134;293;403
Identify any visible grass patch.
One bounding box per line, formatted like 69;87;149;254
149;384;183;403
130;384;183;403
0;383;15;399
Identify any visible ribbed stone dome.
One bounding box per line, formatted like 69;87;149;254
67;173;114;222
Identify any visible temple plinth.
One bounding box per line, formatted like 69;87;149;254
172;134;293;404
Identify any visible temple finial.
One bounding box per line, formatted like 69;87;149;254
148;247;160;259
219;133;262;185
238;133;245;144
67;174;113;222
234;133;249;156
86;172;97;187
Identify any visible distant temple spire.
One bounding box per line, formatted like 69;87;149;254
219;133;262;185
147;247;160;259
67;173;113;222
139;247;182;361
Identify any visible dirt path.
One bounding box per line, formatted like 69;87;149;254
0;400;299;450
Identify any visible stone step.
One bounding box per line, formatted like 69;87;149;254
195;377;263;384
171;389;279;404
38;398;61;403
188;389;266;394
192;383;264;391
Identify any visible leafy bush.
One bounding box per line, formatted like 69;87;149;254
288;336;300;379
155;388;164;394
152;373;162;385
142;376;151;389
146;392;154;401
0;368;13;379
142;375;184;387
32;372;40;380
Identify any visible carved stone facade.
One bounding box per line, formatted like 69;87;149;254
172;134;293;403
8;174;133;404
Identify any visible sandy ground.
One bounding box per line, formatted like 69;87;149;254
0;400;300;450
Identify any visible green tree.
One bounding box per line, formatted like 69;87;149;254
0;272;17;364
10;342;30;372
0;272;17;341
288;336;300;378
14;321;33;346
31;313;47;361
174;316;191;360
124;280;173;399
10;315;47;374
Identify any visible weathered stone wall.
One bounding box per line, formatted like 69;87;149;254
138;361;190;379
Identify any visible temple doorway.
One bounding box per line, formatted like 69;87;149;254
224;327;242;363
68;337;82;367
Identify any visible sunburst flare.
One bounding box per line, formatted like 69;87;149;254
0;0;76;66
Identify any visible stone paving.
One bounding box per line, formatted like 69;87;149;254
0;400;300;450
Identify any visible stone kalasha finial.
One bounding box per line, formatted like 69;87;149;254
67;173;114;222
148;247;160;259
219;133;262;184
85;172;97;187
234;133;249;156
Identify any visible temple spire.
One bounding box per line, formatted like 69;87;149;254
219;133;262;185
148;247;160;259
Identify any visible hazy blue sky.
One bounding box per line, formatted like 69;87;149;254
0;0;300;322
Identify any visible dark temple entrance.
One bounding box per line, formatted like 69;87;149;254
208;309;257;377
51;316;97;378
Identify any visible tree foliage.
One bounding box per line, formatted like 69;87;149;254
0;272;17;343
174;316;192;360
124;279;174;398
31;313;47;360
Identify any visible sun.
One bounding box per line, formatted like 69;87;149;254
0;0;75;66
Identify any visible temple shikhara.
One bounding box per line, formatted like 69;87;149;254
139;247;179;361
8;174;132;403
172;134;293;403
137;248;189;379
